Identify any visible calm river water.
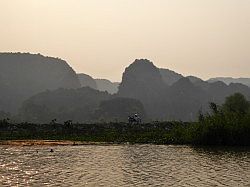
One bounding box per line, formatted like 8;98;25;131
0;145;249;186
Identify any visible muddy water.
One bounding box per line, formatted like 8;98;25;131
0;145;249;186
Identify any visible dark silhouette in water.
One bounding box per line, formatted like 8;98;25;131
50;149;54;153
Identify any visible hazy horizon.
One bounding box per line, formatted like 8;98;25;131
1;0;250;82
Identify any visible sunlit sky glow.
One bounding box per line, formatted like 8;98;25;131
1;0;250;81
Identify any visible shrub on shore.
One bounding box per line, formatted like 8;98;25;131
190;93;250;145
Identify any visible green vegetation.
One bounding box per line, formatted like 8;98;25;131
189;93;250;145
0;120;178;144
0;93;249;146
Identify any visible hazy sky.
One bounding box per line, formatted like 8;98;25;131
1;0;250;81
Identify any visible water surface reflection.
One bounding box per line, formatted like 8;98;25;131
0;145;249;186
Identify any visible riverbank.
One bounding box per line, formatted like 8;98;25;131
0;140;115;146
0;122;183;145
0;120;249;146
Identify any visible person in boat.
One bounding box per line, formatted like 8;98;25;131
134;113;139;121
128;113;141;124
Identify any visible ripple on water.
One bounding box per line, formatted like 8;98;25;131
0;145;249;186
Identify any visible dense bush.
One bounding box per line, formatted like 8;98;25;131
190;93;250;145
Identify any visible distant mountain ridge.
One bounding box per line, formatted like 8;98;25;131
1;52;249;122
77;74;119;94
77;73;97;89
208;77;250;87
117;59;250;121
95;79;119;94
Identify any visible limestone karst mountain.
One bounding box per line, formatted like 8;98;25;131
186;76;204;84
1;53;249;122
77;74;119;94
159;68;183;85
117;59;250;121
0;53;80;113
165;77;210;121
77;73;97;89
95;79;119;94
118;59;167;119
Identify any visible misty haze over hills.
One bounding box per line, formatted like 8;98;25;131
208;77;250;87
0;53;249;122
95;79;119;94
77;73;97;90
19;87;146;123
117;59;248;121
0;53;80;114
77;74;119;94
